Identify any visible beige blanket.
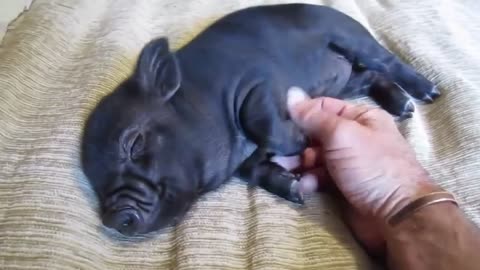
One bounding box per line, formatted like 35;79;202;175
1;0;479;269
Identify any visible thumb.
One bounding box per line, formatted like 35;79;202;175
286;87;344;142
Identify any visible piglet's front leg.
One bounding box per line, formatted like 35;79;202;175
235;148;305;204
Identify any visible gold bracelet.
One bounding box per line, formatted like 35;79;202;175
388;191;459;226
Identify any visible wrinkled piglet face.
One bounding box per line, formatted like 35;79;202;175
81;38;201;236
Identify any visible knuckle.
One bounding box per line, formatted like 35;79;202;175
367;107;391;119
296;100;322;121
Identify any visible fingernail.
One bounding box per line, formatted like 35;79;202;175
287;86;309;110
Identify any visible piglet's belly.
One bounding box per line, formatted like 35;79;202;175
308;52;353;98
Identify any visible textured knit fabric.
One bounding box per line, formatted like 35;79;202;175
1;0;479;269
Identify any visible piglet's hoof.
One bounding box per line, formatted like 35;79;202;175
288;178;305;205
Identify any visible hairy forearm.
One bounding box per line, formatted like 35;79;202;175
384;203;480;270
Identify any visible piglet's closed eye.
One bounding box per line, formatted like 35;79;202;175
120;128;146;160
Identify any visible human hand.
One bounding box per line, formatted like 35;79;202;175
274;87;441;254
284;86;439;220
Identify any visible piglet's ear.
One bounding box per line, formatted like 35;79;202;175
134;37;181;101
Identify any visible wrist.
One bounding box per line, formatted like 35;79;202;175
383;202;463;270
378;169;442;223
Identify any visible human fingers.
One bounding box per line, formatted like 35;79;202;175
287;86;379;121
300;147;325;170
352;106;397;130
298;167;332;194
287;86;396;132
286;87;347;140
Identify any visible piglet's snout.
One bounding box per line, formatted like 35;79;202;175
103;197;144;236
